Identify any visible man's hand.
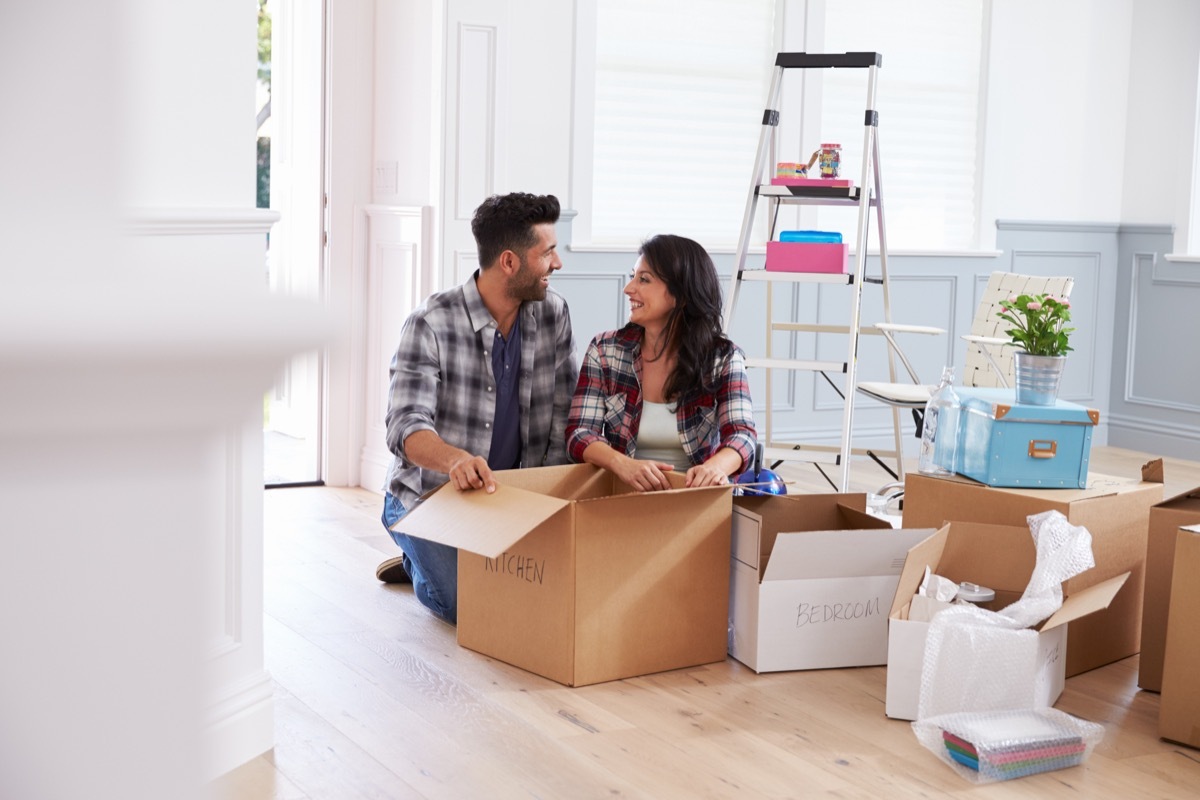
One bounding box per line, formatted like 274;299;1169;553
448;453;496;493
403;431;496;493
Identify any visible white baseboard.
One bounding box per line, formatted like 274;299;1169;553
360;448;390;495
204;671;275;781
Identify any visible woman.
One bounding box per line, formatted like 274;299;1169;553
566;234;756;491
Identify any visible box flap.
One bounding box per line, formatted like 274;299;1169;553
764;527;935;582
1156;484;1200;509
836;504;895;531
1142;458;1165;485
936;521;1037;595
1040;572;1130;631
389;481;570;559
889;525;950;619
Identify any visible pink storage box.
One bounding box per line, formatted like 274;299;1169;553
765;241;849;274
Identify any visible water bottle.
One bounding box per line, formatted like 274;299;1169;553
918;366;961;476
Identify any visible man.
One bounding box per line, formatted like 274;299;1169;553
377;192;578;624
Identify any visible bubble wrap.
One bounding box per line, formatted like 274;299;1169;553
913;707;1105;783
917;511;1095;720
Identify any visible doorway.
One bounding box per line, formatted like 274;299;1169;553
257;0;326;486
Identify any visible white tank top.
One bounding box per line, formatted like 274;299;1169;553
635;401;690;471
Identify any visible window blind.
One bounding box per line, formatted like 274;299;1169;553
817;0;985;250
591;0;777;248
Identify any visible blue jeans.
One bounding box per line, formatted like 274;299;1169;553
382;493;459;624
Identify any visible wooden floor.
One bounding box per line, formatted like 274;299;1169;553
212;447;1200;799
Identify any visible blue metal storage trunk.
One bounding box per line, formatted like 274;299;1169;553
937;387;1098;489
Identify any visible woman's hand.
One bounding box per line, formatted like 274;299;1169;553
685;462;730;488
611;455;675;492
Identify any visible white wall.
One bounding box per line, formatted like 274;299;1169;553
374;0;442;207
1121;0;1200;242
325;0;378;488
981;0;1135;243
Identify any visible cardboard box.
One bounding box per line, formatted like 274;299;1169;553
392;464;733;687
901;462;1163;677
729;492;935;672
765;241;849;274
1159;524;1200;749
1138;487;1200;692
945;387;1098;489
886;521;1129;720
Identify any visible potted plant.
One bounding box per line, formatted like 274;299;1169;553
996;292;1075;405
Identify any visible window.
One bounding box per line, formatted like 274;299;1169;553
816;0;986;251
579;0;777;249
574;0;987;252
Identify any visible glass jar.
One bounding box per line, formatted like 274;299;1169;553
818;143;841;178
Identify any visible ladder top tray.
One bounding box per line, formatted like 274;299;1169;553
775;52;882;70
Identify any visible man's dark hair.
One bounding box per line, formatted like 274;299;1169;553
471;193;560;268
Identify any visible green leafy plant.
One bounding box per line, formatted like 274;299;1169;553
997;293;1075;357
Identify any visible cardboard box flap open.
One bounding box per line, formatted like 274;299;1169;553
889;525;950;618
764;528;935;582
1158;485;1200;508
836;505;895;531
390;482;570;559
1039;572;1130;631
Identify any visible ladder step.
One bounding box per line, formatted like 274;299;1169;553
760;445;842;466
763;442;896;465
745;357;847;372
757;184;873;204
771;322;883;335
738;270;853;285
775;52;882;70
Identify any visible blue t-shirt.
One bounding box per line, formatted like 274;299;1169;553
487;322;522;470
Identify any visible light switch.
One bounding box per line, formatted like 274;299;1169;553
374;161;398;195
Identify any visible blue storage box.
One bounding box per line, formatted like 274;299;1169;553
938;387;1098;489
779;230;843;243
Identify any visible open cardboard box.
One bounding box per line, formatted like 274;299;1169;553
392;463;733;687
886;521;1129;721
729;493;935;672
1138;486;1200;692
1159;524;1200;749
902;460;1163;676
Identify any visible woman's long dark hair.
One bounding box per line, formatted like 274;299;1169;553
638;234;733;404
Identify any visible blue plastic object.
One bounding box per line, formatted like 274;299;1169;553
943;387;1096;488
734;444;788;496
778;230;843;244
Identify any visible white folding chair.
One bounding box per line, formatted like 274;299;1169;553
856;272;1075;483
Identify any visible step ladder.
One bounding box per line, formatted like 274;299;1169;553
723;52;901;493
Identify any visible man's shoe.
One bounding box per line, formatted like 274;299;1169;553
376;554;412;584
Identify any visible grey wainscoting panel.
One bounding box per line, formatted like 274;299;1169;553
1124;253;1200;411
555;219;1199;460
550;273;630;351
1107;227;1200;458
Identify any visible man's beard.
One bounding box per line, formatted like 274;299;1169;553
507;255;547;302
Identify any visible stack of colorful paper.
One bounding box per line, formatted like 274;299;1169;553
941;711;1088;781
